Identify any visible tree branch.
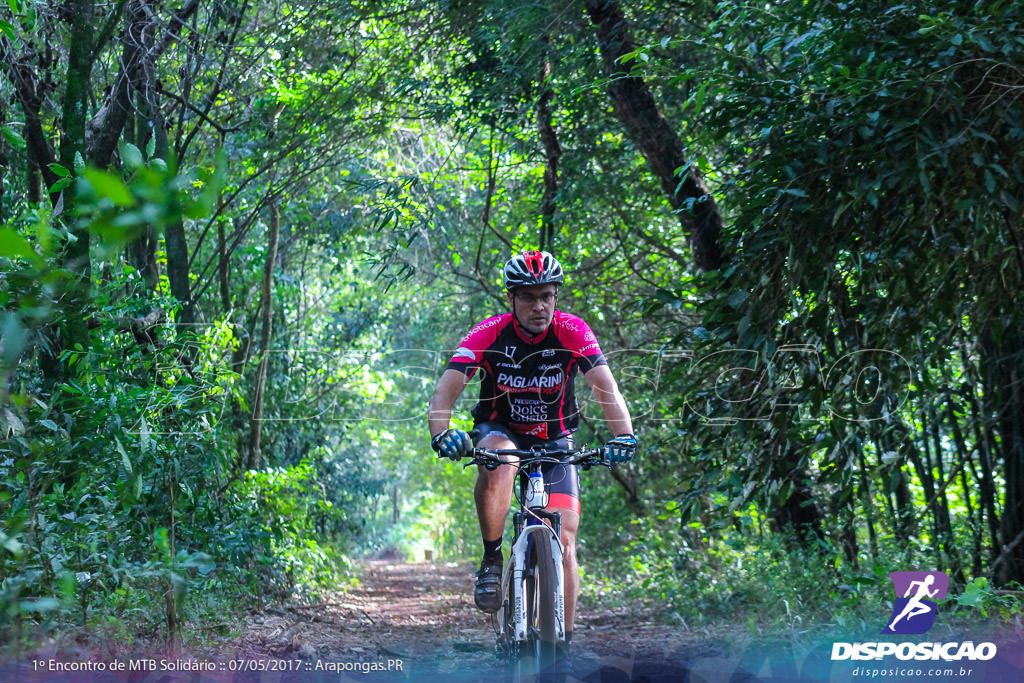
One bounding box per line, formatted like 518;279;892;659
2;38;59;192
86;0;201;165
89;0;131;62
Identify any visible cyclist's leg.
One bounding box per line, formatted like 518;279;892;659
545;455;581;633
471;422;519;613
472;422;520;543
552;505;579;630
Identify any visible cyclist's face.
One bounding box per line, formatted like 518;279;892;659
508;284;557;335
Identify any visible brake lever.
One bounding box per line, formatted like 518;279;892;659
463;457;500;471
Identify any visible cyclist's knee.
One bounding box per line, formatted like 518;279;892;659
476;434;519;482
476;459;517;493
477;433;515;449
558;508;580;533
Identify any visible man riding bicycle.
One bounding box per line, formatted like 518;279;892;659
428;250;636;658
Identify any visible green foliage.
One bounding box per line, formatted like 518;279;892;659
584;509;847;627
76;147;225;254
0;137;359;655
954;577;1024;621
4;0;1024;658
232;460;345;599
582;504;1013;638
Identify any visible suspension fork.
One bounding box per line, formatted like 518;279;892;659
508;506;565;642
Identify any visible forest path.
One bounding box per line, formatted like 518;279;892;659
236;558;733;681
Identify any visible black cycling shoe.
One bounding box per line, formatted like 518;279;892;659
474;556;503;613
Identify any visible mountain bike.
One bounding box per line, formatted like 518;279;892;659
463;446;609;679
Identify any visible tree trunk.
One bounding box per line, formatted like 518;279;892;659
981;327;1024;585
163;215;194;324
772;478;824;547
959;339;1001;565
219;220;232;312
536;52;560;251
609;467;644;516
892;467;915;542
26;156;43;205
875;427;916;542
961;357;1001;566
834;468;860;568
86;0;147;167
57;0;96;367
0;100;6;224
6;46;59;380
769;445;824;548
124;1;170;295
3;38;60;196
944;386;981;575
926;401;965;583
86;0;199;165
247;201;281;470
856;444;878;563
127;227;160;292
584;0;723;271
910;406;962;580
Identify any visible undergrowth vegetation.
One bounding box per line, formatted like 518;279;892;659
581;513;1024;641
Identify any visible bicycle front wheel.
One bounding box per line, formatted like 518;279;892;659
530;529;558;674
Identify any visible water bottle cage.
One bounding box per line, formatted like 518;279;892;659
525;474;548;509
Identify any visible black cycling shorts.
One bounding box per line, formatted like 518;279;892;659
473;421;581;514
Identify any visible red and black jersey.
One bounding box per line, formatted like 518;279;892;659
446;311;607;440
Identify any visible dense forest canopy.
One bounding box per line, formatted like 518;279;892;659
2;0;1023;654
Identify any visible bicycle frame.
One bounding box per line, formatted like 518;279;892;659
465;446;605;665
505;476;566;642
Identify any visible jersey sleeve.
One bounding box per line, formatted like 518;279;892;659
555;312;607;372
446;315;505;376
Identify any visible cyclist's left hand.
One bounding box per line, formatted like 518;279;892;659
603;433;637;463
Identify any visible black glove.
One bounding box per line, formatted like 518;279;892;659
603;433;637;463
431;428;472;460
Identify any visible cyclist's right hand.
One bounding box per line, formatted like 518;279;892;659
431;428;472;460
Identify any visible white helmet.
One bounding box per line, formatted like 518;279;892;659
503;250;564;290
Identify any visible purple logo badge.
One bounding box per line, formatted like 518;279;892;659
882;571;948;635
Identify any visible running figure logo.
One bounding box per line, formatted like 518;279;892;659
882;571;949;635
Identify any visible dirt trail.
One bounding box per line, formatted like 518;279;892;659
236;559;732;681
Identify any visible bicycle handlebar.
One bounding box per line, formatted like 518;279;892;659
462;446;609;471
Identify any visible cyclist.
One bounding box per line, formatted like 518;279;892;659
428;249;637;657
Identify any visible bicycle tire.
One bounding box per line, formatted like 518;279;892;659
504;532;558;680
531;530;558;673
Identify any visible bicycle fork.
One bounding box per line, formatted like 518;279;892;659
503;508;566;642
